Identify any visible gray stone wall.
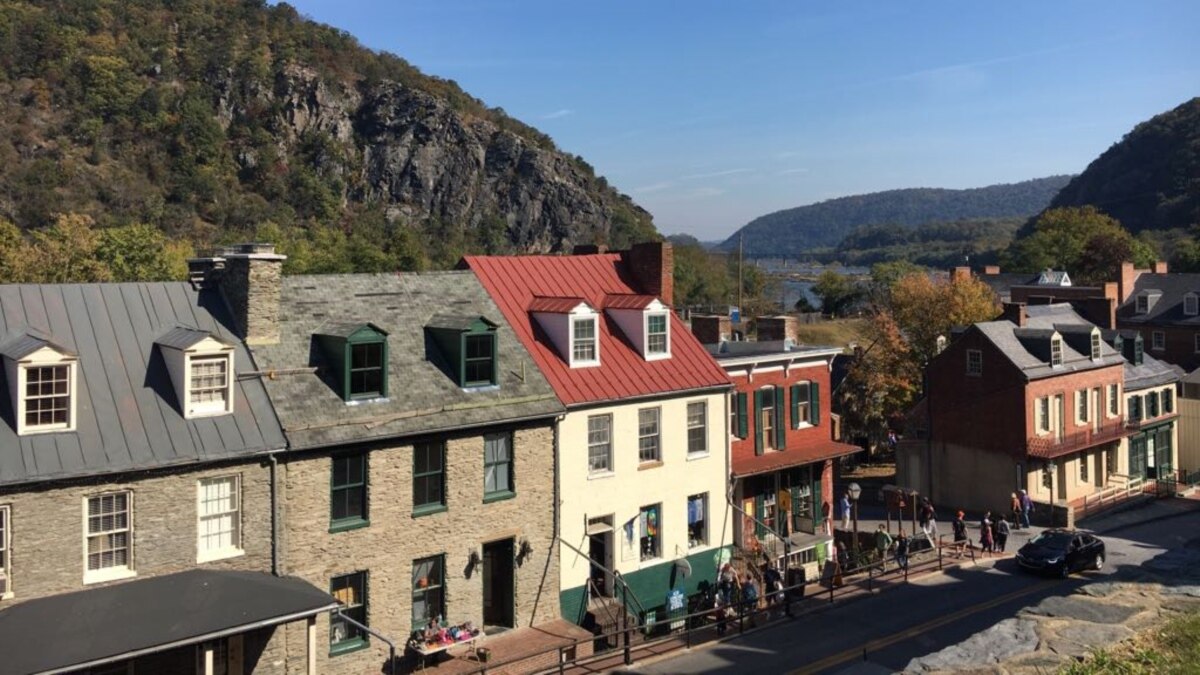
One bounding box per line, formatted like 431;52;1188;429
278;423;560;674
220;251;284;345
0;460;273;602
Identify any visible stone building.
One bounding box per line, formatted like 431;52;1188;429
0;264;335;674
229;258;575;674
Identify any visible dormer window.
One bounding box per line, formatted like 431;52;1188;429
315;323;389;402
572;317;598;364
426;315;499;388
530;297;600;368
155;327;235;418
603;294;670;361
1135;294;1149;314
647;313;669;357
1050;336;1063;367
1134;334;1144;366
1186;293;1199;316
3;335;78;435
1090;331;1101;360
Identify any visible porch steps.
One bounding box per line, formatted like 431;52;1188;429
586;596;636;649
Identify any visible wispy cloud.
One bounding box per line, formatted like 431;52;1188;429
778;168;809;175
678;168;752;181
633;181;675;194
541;108;574;120
775;151;802;160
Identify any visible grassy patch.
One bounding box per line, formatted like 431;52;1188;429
1061;608;1200;674
789;318;868;348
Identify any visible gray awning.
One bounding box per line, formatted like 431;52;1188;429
0;569;337;674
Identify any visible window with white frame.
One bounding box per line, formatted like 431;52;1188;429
687;401;708;455
760;386;777;449
639;504;661;561
1135;294;1149;314
646;313;669;357
197;476;241;561
1037;396;1050;433
188;353;233;417
966;349;982;376
85;492;132;581
1153;331;1165;351
1050;338;1063;366
587;414;612;474
1090;332;1101;360
1077;389;1089;423
571;317;598;365
21;363;74;433
1187;294;1199;316
637;407;661;464
0;505;9;597
687;493;708;548
1108;384;1119;417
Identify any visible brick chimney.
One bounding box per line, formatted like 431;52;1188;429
756;315;800;343
1118;262;1138;303
213;243;286;345
690;315;730;345
572;244;608;255
983;265;1000;275
1153;260;1168;274
952;266;971;283
623;241;674;306
1001;302;1027;327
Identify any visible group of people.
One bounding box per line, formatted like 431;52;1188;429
713;562;762;635
873;524;912;571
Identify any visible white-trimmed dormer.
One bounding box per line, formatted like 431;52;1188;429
2;334;78;435
605;294;672;361
1185;292;1199;317
155;327;236;418
530;297;601;368
1135;290;1160;315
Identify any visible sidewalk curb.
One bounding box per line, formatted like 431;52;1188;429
1089;499;1200;536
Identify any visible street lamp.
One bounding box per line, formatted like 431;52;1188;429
848;482;862;556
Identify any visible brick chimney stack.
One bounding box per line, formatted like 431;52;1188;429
690;315;731;345
1118;262;1138;303
1153;260;1169;274
983;265;1001;275
623;241;674;307
213;243;286;345
952;266;971;283
1002;302;1027;327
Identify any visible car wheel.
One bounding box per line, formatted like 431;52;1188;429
1059;562;1070;579
1093;554;1104;571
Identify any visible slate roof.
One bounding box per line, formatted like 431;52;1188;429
0;570;336;674
465;254;732;407
978;272;1041;302
247;272;564;451
0;283;286;487
970;303;1125;380
153;325;230;351
1116;272;1200;326
1098;330;1182;392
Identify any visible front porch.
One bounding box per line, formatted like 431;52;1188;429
403;620;593;674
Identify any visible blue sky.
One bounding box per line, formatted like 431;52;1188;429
282;1;1199;241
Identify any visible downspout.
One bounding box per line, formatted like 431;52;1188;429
925;373;935;502
553;413;562;578
269;453;280;576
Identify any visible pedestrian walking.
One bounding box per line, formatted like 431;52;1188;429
894;529;910;571
718;563;739;604
996;515;1011;552
742;574;760;627
980;512;994;554
763;563;784;607
920;497;939;539
840;491;852;531
1019;489;1033;529
875;524;893;569
1010;492;1022;529
952;511;968;558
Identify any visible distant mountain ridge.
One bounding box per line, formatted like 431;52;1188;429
721;176;1072;257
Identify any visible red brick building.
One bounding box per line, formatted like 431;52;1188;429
899;304;1132;514
705;335;858;572
1114;261;1200;372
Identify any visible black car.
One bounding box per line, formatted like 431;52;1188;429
1015;529;1105;578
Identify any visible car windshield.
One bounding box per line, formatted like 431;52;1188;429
1029;532;1073;548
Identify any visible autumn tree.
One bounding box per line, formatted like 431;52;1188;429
27;214;111;283
886;272;1000;367
96;223;192;281
838;312;921;453
1005;206;1156;283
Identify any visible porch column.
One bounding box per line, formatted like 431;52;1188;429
307;616;318;675
203;643;215;675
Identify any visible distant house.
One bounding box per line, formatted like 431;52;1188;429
970;265;1073;304
1114;261;1200;372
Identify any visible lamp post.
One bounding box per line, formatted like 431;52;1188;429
848;482;862;557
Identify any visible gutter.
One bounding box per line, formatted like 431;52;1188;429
269;453;280;576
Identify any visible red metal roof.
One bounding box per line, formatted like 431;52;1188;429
732;441;861;478
529;296;588;314
465;254;733;406
604;294;658;310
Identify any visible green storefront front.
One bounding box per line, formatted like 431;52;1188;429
1128;420;1174;479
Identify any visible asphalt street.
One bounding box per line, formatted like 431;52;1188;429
629;504;1200;675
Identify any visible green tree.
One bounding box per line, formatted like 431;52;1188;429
812;270;863;317
886;271;999;367
28;214;111;283
0;219;30;283
96;223;191;281
1006;207;1157;283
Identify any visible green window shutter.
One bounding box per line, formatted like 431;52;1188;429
754;494;766;537
736;392;749;439
753;390;764;455
812;470;824;523
809;382;820;426
1130;396;1141;421
790;384;801;429
773;386;786;449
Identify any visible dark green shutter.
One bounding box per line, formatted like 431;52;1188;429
790;384;801;429
809;382;820;426
754;494;766;537
753;390;764;455
1165;388;1174;414
812;469;824;528
736;392;749;439
1130;395;1141;421
773;386;786;449
1149;392;1159;418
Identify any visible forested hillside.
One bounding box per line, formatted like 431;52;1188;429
721;176;1070;257
830;218;1021;267
0;0;655;279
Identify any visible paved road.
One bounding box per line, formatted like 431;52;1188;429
630;505;1200;675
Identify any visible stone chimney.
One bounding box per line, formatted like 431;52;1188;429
1153;260;1168;274
1001;302;1027;327
1118;262;1138;303
952;266;971;283
983;265;1000;275
623;241;674;306
690;315;730;345
214;243;286;345
756;315;800;343
572;244;608;255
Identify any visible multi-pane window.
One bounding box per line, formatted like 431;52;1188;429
349;342;385;397
188;355;229;414
966;349;982;375
1109;384;1119;416
761;388;777;449
412;556;444;628
483;433;513;497
330;572;368;651
687;401;708;455
639;504;661;561
1164;387;1175;414
197;476;241;560
1106;449;1117;475
687;494;707;548
646;314;668;356
1187;294;1199;316
793;383;811;426
464;334;496;386
587;414;612;474
1037;397;1051;433
637;407;661;463
1152;331;1165;351
331;454;368;526
24;365;71;430
572;318;598;363
1136;295;1149;313
0;505;8;595
1080;453;1089;482
1077;390;1088;423
1042;464;1053;489
1050;339;1063;367
86;492;131;577
1090;333;1101;360
413;442;445;512
729;393;738;438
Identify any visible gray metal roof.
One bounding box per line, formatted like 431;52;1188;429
248;272;564;450
1117;273;1200;326
154;326;230;351
0;283;287;487
973;303;1125;380
0;332;75;360
705;340;841;361
426;313;497;331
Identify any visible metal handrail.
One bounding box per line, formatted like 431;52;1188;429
559;537;647;617
334;608;398;673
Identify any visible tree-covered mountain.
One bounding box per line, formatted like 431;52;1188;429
831;217;1022;268
720;176;1071;257
1037;97;1200;235
0;0;655;277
